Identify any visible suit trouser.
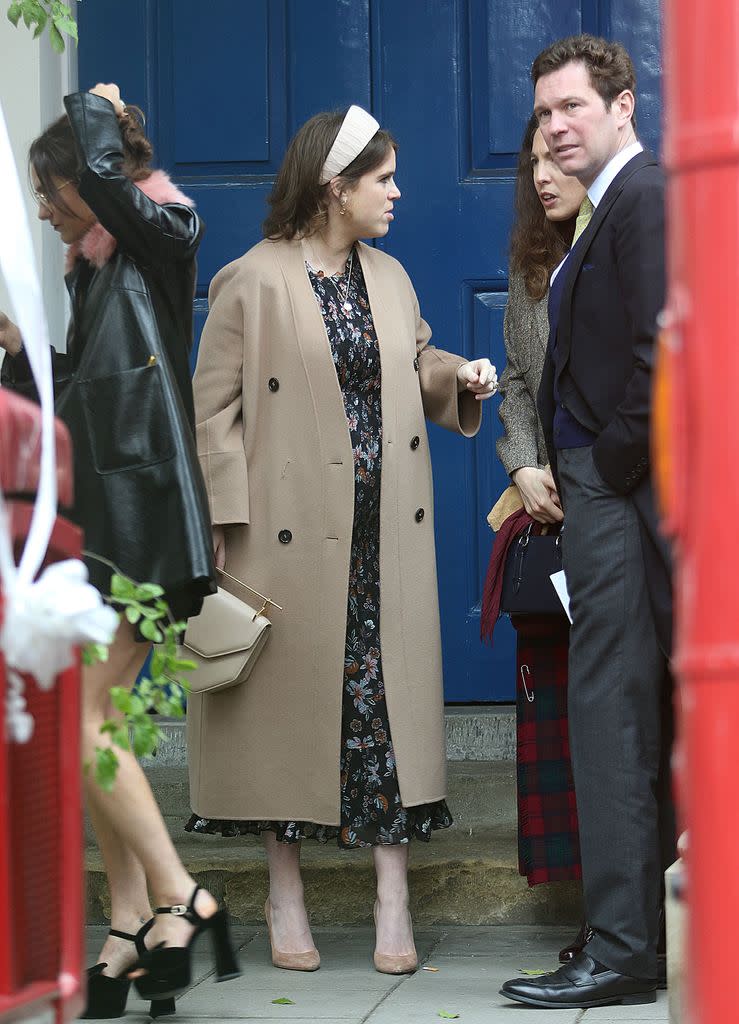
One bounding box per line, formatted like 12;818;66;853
557;446;672;979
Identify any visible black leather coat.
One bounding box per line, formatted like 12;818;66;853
2;92;215;614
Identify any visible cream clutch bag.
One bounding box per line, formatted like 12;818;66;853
182;569;281;695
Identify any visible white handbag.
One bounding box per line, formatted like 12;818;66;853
181;569;281;695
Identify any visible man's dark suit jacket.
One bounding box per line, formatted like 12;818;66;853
538;149;673;653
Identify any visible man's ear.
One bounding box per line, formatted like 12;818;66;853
614;89;635;128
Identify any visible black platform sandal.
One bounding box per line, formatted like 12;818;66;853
82;921;177;1019
132;886;241;1001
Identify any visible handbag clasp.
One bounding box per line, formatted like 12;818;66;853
217;567;283;620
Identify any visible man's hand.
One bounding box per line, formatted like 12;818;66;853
212;525;226;571
512;466;564;524
90;83;126;117
0;313;23;357
457;358;498;400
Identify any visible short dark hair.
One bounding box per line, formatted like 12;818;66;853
263;109;397;240
532;33;636;112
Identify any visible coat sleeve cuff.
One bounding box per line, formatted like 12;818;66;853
419;350;482;437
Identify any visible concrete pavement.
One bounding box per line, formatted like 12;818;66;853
84;924;669;1024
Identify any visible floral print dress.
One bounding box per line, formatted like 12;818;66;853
187;248;452;848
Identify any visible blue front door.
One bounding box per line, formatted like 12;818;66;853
78;0;661;701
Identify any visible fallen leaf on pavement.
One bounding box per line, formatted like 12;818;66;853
271;997;295;1004
437;1012;460;1019
519;968;548;976
422;966;440;972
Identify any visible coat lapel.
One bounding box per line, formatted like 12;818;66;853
271;238;353;466
557;150;657;366
355;242;403;446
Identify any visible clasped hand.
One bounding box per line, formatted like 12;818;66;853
512;466;563;525
456;358;498;400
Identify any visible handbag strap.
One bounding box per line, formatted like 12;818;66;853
217;567;283;617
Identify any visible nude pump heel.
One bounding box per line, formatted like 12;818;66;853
264;899;320;971
372;901;418;975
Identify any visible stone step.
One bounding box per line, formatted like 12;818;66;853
141;707;517;770
86;824;581;928
86;758;582;928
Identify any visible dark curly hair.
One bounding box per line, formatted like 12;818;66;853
509;114;576;301
29;103;153;216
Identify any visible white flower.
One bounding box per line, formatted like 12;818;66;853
1;558;119;691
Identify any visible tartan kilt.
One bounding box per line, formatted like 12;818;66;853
511;615;582;886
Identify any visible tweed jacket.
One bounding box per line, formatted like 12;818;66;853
496;272;549;477
187;237;482;823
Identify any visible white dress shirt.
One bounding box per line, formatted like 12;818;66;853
550;140;644;286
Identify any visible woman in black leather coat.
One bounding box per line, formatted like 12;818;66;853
0;84;235;1013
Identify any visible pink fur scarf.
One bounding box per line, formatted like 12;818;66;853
64;169;195;273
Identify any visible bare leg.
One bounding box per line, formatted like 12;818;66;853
372;844;415;956
263;830;316;953
87;799;152;976
83;618;217;963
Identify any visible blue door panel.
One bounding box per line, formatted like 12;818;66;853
77;0;662;702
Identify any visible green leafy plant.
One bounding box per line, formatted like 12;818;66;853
7;1;79;53
83;572;197;792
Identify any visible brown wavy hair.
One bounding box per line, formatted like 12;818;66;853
263;109;397;240
30;104;153;216
509;114;575;301
531;33;637;129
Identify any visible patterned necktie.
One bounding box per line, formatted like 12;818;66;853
572;195;594;246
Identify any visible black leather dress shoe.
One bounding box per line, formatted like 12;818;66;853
499;952;657;1009
558;920;594;963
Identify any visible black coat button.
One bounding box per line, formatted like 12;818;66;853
413;357;419;371
278;529;292;544
410;435;420;450
268;377;280;392
415;507;425;522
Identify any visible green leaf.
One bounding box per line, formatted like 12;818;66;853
128;693;146;716
139;605;165;620
125;604;141;625
140;618;163;643
32;7;46;35
132;721;161;759
135;582;165;600
110;687;133;714
95;747;119;791
7;3;22;28
171;657;197;672
438;1013;460;1020
111;574;136;599
518;968;548;976
271;998;295;1005
100;723;130;751
82;642;110;666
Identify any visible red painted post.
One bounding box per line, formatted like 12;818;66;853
661;2;739;1021
0;390;84;1024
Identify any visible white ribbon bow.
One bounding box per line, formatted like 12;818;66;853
0;101;118;742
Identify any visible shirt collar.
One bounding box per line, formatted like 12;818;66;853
588;141;644;207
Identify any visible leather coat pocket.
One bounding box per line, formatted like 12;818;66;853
80;362;175;474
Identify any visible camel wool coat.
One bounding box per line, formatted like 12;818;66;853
187;237;481;824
